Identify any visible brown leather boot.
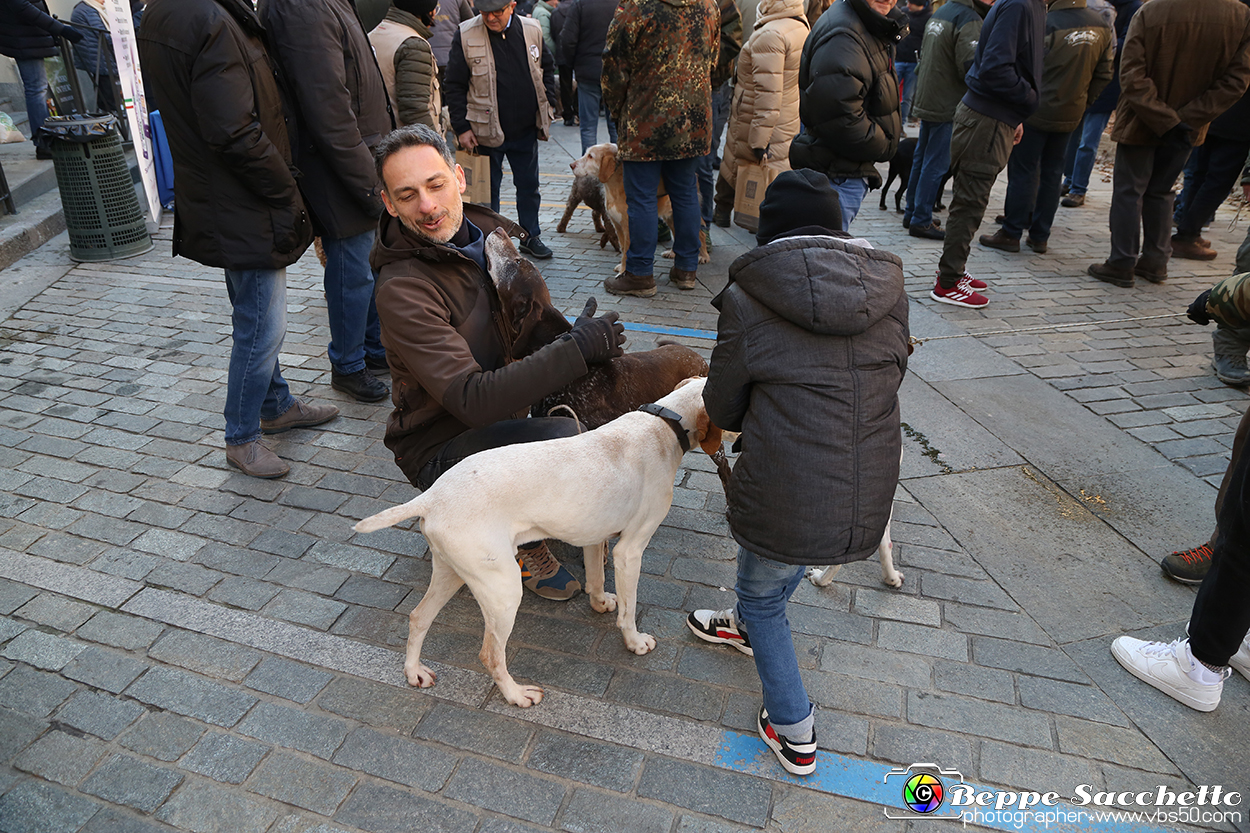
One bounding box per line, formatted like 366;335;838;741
225;440;289;479
669;266;697;290
979;229;1020;252
1171;235;1217;261
1088;261;1134;288
605;270;657;297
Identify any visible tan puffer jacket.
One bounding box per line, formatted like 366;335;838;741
720;0;809;189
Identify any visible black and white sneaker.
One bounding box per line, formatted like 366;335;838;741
758;708;817;776
520;237;553;259
686;608;753;656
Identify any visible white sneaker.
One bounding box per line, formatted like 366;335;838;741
1111;636;1228;712
1230;634;1250;681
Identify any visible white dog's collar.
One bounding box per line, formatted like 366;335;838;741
637;403;691;452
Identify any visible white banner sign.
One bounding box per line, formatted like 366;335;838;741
102;0;161;224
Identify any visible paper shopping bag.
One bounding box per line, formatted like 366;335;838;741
456;149;491;206
733;162;778;233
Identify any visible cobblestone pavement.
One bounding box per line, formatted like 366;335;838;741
0;122;1247;833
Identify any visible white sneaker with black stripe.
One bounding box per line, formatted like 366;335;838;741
758;707;817;776
930;276;989;309
686;608;753;655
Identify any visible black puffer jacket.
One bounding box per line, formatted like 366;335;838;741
789;0;907;187
0;0;76;60
258;0;396;239
561;0;618;83
704;233;908;565
137;0;312;270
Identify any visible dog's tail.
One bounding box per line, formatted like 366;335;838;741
354;494;428;534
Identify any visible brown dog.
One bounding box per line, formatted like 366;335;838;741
555;165;620;253
485;229;708;427
575;143;709;275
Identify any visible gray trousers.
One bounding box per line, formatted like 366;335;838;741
1107;142;1191;270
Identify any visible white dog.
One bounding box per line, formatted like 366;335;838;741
353;378;723;707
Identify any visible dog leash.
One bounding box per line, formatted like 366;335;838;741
636;403;691;452
908;312;1188;348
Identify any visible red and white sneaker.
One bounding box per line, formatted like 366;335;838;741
758;707;817;775
930;276;989;308
934;269;987;290
687;608;753;655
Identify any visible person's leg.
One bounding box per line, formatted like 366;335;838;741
1105;143;1152;270
1028;129;1072;245
1139;142;1191;268
829;178;867;231
938;105;1012;289
1068;110;1110;197
222;268;294;447
661;156;702;272
710;81;731;167
733;547;812;735
321;230;378;375
903;120;929;224
623;160;661;276
485;143;506;213
559;65;576;123
909;120;952;229
1177;138;1250;241
1173;146;1202;225
1062;115;1081;186
1001;125;1044;240
16;58;49;144
1238;223;1250;274
897;62;917;123
578;81;602;155
505;132;542;240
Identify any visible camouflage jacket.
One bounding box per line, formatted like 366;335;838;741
602;0;720;162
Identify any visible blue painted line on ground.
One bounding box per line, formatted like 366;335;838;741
714;731;1179;833
563;314;718;341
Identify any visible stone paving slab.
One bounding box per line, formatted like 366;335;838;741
0;120;1248;833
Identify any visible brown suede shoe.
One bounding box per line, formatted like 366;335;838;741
669;266;697;290
225;440;289;479
1025;237;1048;254
979;229;1021;252
605;270;657;297
260;399;340;434
1134;259;1168;284
1088;262;1134;288
1060;193;1085;207
1171;235;1217;261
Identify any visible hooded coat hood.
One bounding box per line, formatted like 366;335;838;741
704;233;909;565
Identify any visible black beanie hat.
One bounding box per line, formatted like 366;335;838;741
755;168;843;245
395;0;440;20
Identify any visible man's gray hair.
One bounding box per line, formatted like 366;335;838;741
374;125;457;186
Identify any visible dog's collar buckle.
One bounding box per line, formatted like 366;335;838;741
637;403;691;453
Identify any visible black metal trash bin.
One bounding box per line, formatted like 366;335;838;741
39;115;153;262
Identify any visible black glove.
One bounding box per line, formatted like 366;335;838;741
567;297;625;364
1187;289;1213;325
60;25;85;44
752;147;767;162
1160;122;1195;150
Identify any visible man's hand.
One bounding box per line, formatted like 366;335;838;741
568;297;626;364
1160;122;1195;151
458;129;478;152
752;147;767;162
1187;289;1213;325
1013;124;1024;145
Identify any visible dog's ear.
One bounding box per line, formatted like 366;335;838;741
598;149;616;184
695;409;723;457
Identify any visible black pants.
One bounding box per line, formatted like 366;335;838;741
1002;125;1070;244
1174;135;1250;240
414;417;582;491
1190;403;1250;667
558;65;576;121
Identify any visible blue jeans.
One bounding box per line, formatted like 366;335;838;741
1002;124;1070;243
697;81;733;224
17;58;49;142
904;119;952;228
577;80;617;155
623;157;701;274
484;129;542;240
223;268;296;446
829;177;868;231
896;62;918;124
734;547;814;737
1062;110;1111;197
321;230;384;375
